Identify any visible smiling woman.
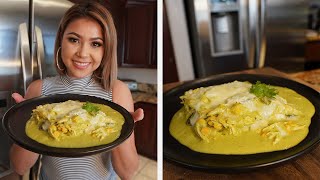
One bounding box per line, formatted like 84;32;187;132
59;17;104;78
9;2;143;180
54;1;118;91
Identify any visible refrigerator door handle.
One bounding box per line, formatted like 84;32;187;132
247;0;258;68
193;0;211;75
19;23;32;95
240;0;254;68
35;26;44;79
257;0;266;68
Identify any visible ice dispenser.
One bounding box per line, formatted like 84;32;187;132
209;0;242;56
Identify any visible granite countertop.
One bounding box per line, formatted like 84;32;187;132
131;82;157;104
132;92;157;104
289;68;320;91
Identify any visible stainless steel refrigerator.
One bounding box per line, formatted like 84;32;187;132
185;0;310;78
0;0;73;178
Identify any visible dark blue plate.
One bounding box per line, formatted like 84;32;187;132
163;74;320;172
2;94;134;157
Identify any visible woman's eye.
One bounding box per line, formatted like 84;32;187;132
92;42;102;47
68;37;79;43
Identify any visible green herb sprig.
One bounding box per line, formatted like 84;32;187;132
250;81;278;104
82;102;100;116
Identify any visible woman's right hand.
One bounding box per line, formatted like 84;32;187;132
10;80;42;175
12;93;26;103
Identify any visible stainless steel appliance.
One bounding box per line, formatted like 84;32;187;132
185;0;310;78
0;0;73;178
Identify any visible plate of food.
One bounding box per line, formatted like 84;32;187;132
2;94;134;157
163;74;320;172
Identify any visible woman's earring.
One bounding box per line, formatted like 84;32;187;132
56;47;64;71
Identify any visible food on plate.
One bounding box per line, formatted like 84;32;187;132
25;100;124;148
169;81;315;154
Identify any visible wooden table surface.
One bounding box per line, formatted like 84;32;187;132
163;67;320;180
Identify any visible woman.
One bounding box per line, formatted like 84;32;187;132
10;2;143;180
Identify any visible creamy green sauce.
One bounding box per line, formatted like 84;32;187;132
26;103;124;148
169;87;315;154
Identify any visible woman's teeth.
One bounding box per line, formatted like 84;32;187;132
74;61;90;67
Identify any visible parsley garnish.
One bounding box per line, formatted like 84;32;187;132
250;81;278;103
82;102;100;116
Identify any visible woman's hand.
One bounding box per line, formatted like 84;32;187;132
10;80;42;175
12;93;26;103
10;92;40;175
112;80;141;179
130;108;144;123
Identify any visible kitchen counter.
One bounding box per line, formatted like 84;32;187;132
163;67;320;180
131;83;157;104
132;92;157;104
290;68;320;89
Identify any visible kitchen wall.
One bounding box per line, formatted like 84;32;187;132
118;67;157;84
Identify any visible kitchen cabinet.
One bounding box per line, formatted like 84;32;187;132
163;1;179;83
134;102;157;160
305;40;320;70
119;1;157;68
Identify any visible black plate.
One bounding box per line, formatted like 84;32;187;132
164;74;320;172
2;94;134;157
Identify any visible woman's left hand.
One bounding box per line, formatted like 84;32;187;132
130;108;144;123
